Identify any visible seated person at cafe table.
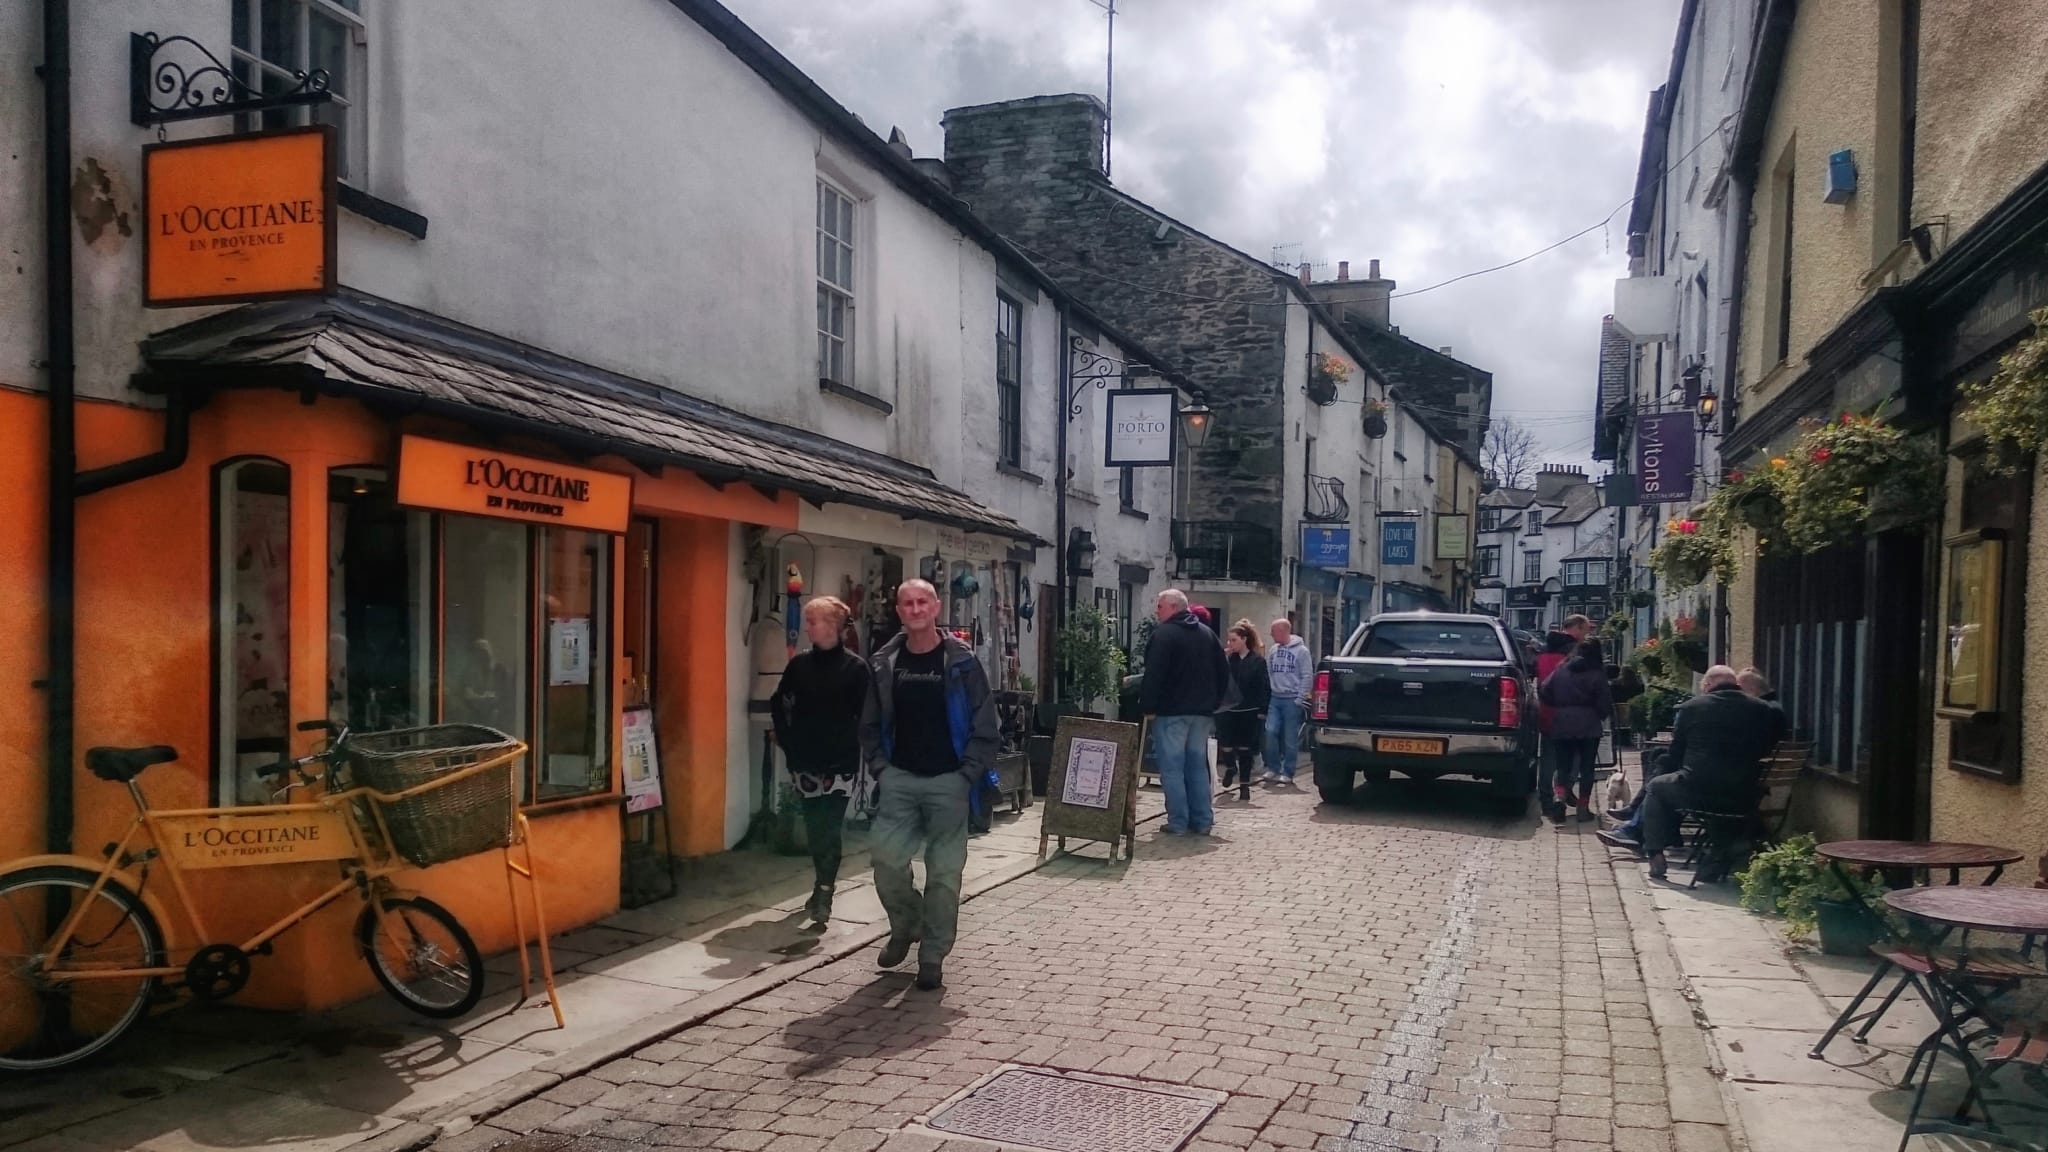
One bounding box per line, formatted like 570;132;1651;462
1605;664;1786;880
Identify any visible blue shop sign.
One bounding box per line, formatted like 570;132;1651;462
1301;525;1351;569
1381;520;1417;566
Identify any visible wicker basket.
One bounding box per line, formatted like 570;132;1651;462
345;724;523;868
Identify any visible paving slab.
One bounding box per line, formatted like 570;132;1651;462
1662;928;1803;981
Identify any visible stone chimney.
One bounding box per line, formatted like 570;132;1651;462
942;94;1108;204
1305;258;1397;330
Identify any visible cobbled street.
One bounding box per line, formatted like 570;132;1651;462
445;786;1673;1152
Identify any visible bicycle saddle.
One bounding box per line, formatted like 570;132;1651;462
85;745;179;782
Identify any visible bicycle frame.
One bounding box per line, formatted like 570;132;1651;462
38;750;521;987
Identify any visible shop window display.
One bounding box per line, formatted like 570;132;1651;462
216;458;292;805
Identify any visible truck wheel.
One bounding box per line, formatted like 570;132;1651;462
1317;775;1355;805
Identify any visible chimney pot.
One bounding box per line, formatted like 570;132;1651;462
1439;346;1453;356
1369;259;1381;280
1298;261;1312;285
1338;260;1350;281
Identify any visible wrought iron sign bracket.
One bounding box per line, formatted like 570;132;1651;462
1066;334;1149;420
130;32;332;127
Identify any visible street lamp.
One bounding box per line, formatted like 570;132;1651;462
1179;401;1214;450
1696;383;1719;429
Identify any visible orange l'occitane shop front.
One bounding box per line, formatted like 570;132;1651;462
0;378;767;1011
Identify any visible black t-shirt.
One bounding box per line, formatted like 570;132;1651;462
891;644;959;777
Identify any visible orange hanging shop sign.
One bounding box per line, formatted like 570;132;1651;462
396;435;633;534
144;126;336;308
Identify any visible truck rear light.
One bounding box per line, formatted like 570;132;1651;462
1498;676;1521;729
1312;672;1330;720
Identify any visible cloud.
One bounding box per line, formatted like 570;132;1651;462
722;0;1683;464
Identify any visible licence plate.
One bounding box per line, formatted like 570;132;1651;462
1375;737;1446;756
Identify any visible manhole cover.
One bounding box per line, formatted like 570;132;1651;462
925;1066;1222;1152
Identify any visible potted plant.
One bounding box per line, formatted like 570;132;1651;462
1960;305;2048;474
1738;835;1892;955
1054;605;1127;718
1710;465;1789;541
1307;352;1349;405
1363;397;1389;439
1627;589;1656;608
1629;640;1667;680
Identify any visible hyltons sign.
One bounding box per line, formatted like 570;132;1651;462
1104;389;1179;467
1634;411;1698;504
144;126;336;307
396;435;633;533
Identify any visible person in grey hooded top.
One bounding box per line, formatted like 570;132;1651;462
858;578;999;991
1262;620;1313;783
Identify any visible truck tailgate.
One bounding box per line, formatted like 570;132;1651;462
1325;660;1504;731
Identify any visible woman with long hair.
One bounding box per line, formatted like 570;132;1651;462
1538;637;1614;824
1218;620;1271;792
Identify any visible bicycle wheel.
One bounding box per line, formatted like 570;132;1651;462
0;865;164;1072
356;896;482;1018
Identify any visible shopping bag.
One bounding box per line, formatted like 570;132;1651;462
1594;723;1617;769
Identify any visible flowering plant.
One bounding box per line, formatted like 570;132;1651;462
1311;352;1352;387
1959;306;2048;474
1774;409;1940;550
1649;515;1734;587
1362;396;1388;417
1705;462;1789;546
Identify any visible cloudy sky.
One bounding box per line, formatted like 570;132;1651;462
723;0;1683;466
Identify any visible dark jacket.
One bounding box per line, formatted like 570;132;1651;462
1226;651;1272;714
858;633;1001;780
770;644;871;776
1539;644;1614;741
1138;611;1232;717
1667;686;1790;802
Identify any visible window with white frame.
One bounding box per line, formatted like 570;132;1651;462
1587;559;1611;585
1521;551;1542;583
1477;545;1500;579
1564;560;1587;586
996;294;1022;467
816;180;857;387
232;0;367;183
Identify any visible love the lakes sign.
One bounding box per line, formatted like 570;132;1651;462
144;126;336;307
395;435;634;534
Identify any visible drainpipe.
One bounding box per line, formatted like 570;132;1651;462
1054;306;1070;628
41;0;75;856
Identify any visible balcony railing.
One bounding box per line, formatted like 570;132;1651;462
1304;475;1350;523
1171;519;1281;586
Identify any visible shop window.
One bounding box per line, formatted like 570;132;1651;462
1946;455;2030;780
442;516;531;749
215;458;292;806
537;527;611;802
1754;537;1865;774
327;468;433;732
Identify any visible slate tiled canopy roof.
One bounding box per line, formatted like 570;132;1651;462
141;291;1039;542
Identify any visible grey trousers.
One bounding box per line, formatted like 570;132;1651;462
870;765;971;964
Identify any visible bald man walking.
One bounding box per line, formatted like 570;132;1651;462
1138;589;1232;835
1263;618;1312;784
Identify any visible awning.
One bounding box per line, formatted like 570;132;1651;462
140;291;1039;543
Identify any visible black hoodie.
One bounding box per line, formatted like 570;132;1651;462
770;644;871;776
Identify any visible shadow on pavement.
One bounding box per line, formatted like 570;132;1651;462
1308;778;1540;841
777;974;966;1077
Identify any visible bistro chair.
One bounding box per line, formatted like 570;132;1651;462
1679;739;1812;888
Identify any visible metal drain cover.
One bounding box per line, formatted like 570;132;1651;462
924;1065;1223;1152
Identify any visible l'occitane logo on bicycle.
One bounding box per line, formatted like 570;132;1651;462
157;810;358;870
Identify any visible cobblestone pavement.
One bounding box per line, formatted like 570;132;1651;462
437;782;1675;1152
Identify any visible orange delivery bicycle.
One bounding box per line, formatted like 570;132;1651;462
0;720;559;1072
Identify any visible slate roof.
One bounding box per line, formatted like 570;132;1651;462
1480;486;1536;510
1546;482;1605;527
141;291;1040;542
1337;319;1490;468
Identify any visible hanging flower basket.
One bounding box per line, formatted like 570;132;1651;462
1649;518;1730;587
1363;398;1389;439
1628;589;1656;608
1959;306;2048;474
1307;353;1349;406
1775;411;1940;550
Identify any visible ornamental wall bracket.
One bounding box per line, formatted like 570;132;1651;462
1066;334;1149;419
130;32;333;128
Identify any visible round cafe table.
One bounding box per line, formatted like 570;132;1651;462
1886;885;2048;936
1808;841;2024;1061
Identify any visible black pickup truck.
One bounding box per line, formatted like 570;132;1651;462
1306;612;1539;814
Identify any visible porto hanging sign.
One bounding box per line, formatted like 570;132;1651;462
1103;389;1179;468
1633;411;1697;505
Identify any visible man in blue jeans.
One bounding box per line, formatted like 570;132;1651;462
1263;618;1312;783
1138;589;1231;835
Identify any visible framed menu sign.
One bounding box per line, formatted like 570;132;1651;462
1039;716;1142;861
1940;530;2004;718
